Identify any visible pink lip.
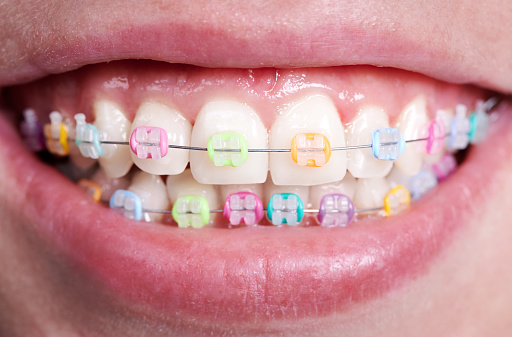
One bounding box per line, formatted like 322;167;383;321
1;97;509;324
3;2;511;93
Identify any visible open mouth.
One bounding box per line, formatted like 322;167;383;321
1;1;512;335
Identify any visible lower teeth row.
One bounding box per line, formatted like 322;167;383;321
19;98;499;228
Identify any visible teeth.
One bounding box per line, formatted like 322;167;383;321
127;171;170;222
190;100;268;184
386;166;412;191
166;169;221;210
93;100;133;178
346;106;393;178
264;177;310;209
269;94;346;185
309;172;357;209
394;96;429;175
130;101;191;176
69;146;97;170
91;169;131;203
352;178;391;209
219;184;264;204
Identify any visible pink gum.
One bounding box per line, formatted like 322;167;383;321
7;60;488;128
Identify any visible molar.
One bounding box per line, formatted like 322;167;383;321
353;178;391;209
190;100;268;184
127;171;170;222
309;172;356;209
346;106;393;178
269;94;347;185
394;96;429;176
93;100;133;178
130;101;191;176
166;169;221;211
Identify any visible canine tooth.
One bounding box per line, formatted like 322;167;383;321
346;106;393;178
394;96;429;176
269;94;346;185
263;178;310;209
353;178;391;209
127;171;170;222
91;169;131;203
166;169;221;210
190;100;268;184
130;101;191;176
309;172;356;209
93;100;133;178
386;166;412;191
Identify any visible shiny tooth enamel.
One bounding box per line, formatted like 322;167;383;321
127;171;170;222
190;100;268;184
386;166;412;191
263;178;310;209
219;184;264;204
166;169;221;210
346;106;393;178
130;101;191;176
93;100;133;178
91;169;131;203
309;172;357;209
269;94;347;185
394;96;429;175
353;177;391;209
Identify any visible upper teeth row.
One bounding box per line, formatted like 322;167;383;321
20;95;498;186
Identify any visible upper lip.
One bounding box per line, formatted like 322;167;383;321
1;1;511;93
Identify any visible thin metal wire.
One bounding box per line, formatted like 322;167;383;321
142;206;384;215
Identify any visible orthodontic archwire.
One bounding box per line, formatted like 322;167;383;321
21;97;500;228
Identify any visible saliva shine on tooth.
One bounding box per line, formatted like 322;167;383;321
74;113;104;159
28;97;499;227
129;126;169;159
43;111;69;156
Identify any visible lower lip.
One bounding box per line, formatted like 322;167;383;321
0;101;509;324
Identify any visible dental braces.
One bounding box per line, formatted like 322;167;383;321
21;97;499;228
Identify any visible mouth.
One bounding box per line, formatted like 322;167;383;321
1;1;512;335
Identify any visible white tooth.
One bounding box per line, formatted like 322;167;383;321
93;100;133;178
130;101;191;176
346;106;393;178
69;146;97;170
394;96;429;176
190;100;268;184
352;178;391;209
269;94;346;185
219;184;264;204
127;171;170;222
263;178;310;209
166;169;221;210
91;169;131;203
309;172;357;209
386;166;412;191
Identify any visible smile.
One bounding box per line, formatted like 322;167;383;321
1;1;511;335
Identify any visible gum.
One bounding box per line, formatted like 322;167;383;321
6;61;487;128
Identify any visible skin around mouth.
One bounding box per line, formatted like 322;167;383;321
0;59;510;337
2;0;512;336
